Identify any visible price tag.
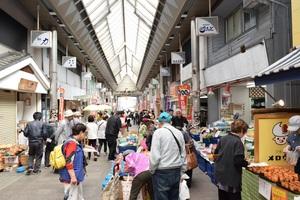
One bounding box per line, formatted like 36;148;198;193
259;178;272;200
272;186;287;200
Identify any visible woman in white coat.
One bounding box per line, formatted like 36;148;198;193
97;115;108;156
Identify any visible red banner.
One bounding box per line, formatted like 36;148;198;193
177;84;192;120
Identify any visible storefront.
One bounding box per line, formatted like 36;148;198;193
0;52;50;145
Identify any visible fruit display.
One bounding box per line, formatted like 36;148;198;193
248;166;300;193
0;144;27;156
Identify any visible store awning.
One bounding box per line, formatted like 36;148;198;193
0;51;50;94
254;48;300;85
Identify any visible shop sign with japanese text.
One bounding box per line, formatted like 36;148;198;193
196;17;219;36
31;30;52;48
177;84;191;117
171;52;186;65
62;56;76;68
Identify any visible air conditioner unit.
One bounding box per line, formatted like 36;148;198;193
243;0;268;9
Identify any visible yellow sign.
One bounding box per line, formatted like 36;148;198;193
271;186;287;200
258;118;289;165
292;0;300;47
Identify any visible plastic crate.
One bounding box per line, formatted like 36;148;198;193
118;145;137;153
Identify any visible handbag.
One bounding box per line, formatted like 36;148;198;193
102;175;123;200
185;141;198;170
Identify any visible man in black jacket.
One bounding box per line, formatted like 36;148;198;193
105;112;122;161
24;112;46;175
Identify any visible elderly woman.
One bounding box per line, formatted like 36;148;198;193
214;119;249;200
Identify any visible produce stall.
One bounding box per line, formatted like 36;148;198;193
0;144;27;172
243;167;300;200
118;134;138;153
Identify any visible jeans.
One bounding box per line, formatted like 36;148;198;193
87;139;97;159
130;170;153;200
107;137;117;160
28;141;43;171
218;189;241;200
98;139;107;154
152;168;181;200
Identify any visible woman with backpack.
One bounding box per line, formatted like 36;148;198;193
59;123;87;200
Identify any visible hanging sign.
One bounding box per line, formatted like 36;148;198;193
18;78;38;92
160;67;170;76
258;178;272;200
62;56;76;68
31;30;52;48
171;52;186;64
177;84;191;117
271;186;287;200
196;16;219;36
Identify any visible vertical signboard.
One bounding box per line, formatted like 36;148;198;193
177;84;191;118
292;0;300;47
58;87;65;121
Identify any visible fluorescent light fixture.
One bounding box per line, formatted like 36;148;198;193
74;42;80;46
181;13;188;18
161;50;166;53
165;43;170;46
169;35;175;40
175;24;181;29
80;49;85;53
246;81;255;88
200;95;208;99
58;23;65;27
49;11;57;16
68;35;74;39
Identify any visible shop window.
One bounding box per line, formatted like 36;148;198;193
244;10;256;31
226;8;242;42
226;8;257;42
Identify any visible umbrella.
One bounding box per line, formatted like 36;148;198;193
83;104;112;111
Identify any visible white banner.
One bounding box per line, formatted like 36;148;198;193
31;30;52;48
196;16;219;36
62;56;76;68
171;52;186;64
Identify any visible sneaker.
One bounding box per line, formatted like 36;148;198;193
33;169;41;174
26;169;33;176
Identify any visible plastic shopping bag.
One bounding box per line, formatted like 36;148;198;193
287;150;299;166
179;180;190;200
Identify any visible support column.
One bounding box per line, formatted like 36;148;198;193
191;19;200;122
50;30;58;113
199;36;207;92
159;64;165;111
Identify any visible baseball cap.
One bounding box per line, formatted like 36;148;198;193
288;115;300;132
158;112;172;123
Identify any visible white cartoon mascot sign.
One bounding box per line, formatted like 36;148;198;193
272;122;288;145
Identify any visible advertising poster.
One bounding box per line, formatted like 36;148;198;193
177;84;191;118
258;118;289;165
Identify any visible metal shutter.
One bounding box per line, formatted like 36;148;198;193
0;90;16;144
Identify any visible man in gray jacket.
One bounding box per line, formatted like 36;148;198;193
150;112;186;200
24;112;45;175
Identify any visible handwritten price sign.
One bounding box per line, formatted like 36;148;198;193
272;186;287;200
